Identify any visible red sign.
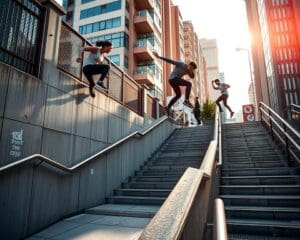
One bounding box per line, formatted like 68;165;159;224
243;104;255;122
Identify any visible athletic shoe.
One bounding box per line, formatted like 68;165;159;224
89;86;95;98
96;81;107;90
183;99;193;108
230;112;235;118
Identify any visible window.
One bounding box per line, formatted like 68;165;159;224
81;0;94;4
87;32;129;49
112;17;121;27
80;0;121;19
124;56;129;69
125;17;129;29
79;17;121;35
126;0;129;12
108;55;120;66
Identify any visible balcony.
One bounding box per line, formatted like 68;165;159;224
134;66;155;86
134;39;156;61
134;0;154;11
134;10;155;33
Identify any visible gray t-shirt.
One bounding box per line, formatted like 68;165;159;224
217;83;229;96
83;48;104;67
159;56;187;80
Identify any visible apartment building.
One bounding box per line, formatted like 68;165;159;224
200;38;220;101
245;0;300;117
65;0;164;101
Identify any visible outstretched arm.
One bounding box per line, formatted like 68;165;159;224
224;83;231;89
153;51;184;66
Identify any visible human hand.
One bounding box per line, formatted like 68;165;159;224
152;51;159;58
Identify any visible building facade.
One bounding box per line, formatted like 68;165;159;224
246;0;300;117
182;21;208;104
64;0;164;101
200;38;220;101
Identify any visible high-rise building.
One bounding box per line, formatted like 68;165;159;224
200;38;220;101
245;0;300;117
182;21;207;104
65;0;164;101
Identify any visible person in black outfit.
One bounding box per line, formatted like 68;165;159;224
152;51;197;114
76;40;112;97
193;96;202;125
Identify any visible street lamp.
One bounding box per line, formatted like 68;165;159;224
235;47;257;120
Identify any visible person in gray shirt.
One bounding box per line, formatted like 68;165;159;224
153;51;197;114
212;79;234;118
76;40;112;97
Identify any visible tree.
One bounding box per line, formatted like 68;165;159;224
201;99;216;120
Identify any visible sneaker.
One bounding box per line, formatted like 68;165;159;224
230;112;235;118
183;99;193;108
96;81;107;90
89;86;95;98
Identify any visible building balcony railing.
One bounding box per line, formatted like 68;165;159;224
134;39;161;61
134;66;155;86
134;0;154;11
134;10;155;33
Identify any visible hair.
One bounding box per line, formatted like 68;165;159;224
189;61;197;69
215;78;220;83
95;40;112;47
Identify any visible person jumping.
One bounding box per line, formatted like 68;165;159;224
76;40;112;97
212;79;234;118
152;51;197;114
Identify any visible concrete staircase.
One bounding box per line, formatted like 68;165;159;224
220;122;300;240
27;125;213;240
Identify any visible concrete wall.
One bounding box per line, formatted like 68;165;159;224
0;55;175;240
0;113;174;240
0;62;145;167
0;1;176;239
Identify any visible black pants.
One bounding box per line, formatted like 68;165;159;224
83;64;110;87
167;77;192;109
216;94;233;113
194;110;202;124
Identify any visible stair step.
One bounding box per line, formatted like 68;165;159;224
229;233;299;240
221;185;300;195
86;204;160;218
122;181;177;189
135;170;185;176
227;218;300;237
222;167;300;176
222;175;300;185
221;195;300;207
225;206;300;221
129;176;179;182
141;165;190;171
224;162;285;168
114;188;171;197
106;196;165;205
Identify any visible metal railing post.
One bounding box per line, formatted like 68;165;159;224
283;124;290;162
269;108;274;139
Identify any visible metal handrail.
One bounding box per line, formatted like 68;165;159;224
0;116;169;174
290;103;300;116
259;102;300;164
213;198;228;240
260;102;300;138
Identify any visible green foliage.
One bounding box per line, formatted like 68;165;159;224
201;99;216;120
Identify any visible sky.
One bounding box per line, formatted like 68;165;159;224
55;0;252;112
172;0;252;112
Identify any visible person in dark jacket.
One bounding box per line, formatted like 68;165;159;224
152;51;197;114
193;97;202;125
